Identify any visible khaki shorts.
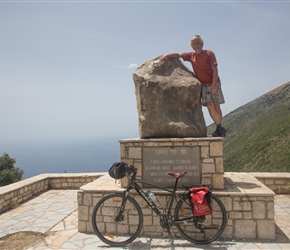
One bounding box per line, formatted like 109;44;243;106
201;82;225;105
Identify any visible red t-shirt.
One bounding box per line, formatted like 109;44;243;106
181;50;220;84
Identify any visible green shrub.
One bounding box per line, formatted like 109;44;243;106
0;153;24;187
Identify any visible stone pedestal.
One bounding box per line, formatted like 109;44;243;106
77;139;277;241
119;137;224;189
78;173;276;241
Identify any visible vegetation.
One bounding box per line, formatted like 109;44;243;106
0;232;45;250
0;153;24;187
208;81;290;172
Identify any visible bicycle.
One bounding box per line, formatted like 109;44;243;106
92;162;227;247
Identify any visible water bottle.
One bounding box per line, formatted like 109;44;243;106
147;189;160;206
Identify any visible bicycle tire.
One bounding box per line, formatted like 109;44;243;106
174;192;227;244
92;193;143;246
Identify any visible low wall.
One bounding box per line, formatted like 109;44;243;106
0;173;105;214
252;173;290;194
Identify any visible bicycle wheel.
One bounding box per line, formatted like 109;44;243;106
92;193;143;246
174;193;227;244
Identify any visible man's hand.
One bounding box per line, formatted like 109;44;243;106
159;53;180;61
159;54;168;61
211;83;218;93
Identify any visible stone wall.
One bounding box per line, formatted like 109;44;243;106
220;194;275;240
120;138;224;189
252;173;290;194
79;191;275;241
0;173;104;214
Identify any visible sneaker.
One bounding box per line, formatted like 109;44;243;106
212;129;219;137
218;127;227;137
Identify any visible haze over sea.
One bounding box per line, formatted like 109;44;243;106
0;134;135;180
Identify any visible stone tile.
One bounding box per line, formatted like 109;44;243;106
279;243;290;250
261;243;283;249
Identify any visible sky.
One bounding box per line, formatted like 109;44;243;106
1;0;290;144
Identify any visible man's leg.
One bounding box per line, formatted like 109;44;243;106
206;102;226;137
201;83;226;137
214;103;223;124
206;102;221;125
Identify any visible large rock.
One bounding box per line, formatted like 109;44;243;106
133;56;207;138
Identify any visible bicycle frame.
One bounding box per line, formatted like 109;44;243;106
120;169;188;221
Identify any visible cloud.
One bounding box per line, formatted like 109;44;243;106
112;63;138;69
127;63;138;69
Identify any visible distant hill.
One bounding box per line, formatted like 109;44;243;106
208;81;290;172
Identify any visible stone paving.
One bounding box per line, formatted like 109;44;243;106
0;190;290;249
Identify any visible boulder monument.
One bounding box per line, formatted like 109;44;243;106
133;56;207;138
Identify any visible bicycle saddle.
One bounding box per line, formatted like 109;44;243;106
167;172;187;179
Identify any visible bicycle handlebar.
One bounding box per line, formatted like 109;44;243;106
126;165;137;175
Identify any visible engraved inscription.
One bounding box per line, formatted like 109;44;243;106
143;147;201;188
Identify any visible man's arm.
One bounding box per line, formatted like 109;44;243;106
211;65;219;93
159;53;181;61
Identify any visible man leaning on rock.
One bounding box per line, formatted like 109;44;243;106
160;35;227;137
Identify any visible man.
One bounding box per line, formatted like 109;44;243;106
160;35;227;137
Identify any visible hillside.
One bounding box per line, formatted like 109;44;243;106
208;81;290;172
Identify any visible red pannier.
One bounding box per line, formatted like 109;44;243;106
190;187;211;216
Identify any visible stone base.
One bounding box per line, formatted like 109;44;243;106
78;173;275;241
119;137;224;189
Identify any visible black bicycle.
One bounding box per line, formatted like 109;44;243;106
92;163;227;247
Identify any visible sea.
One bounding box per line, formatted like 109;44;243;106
0;135;134;180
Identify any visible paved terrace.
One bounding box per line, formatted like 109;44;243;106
0;173;290;249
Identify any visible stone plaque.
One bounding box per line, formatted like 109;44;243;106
142;147;201;188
